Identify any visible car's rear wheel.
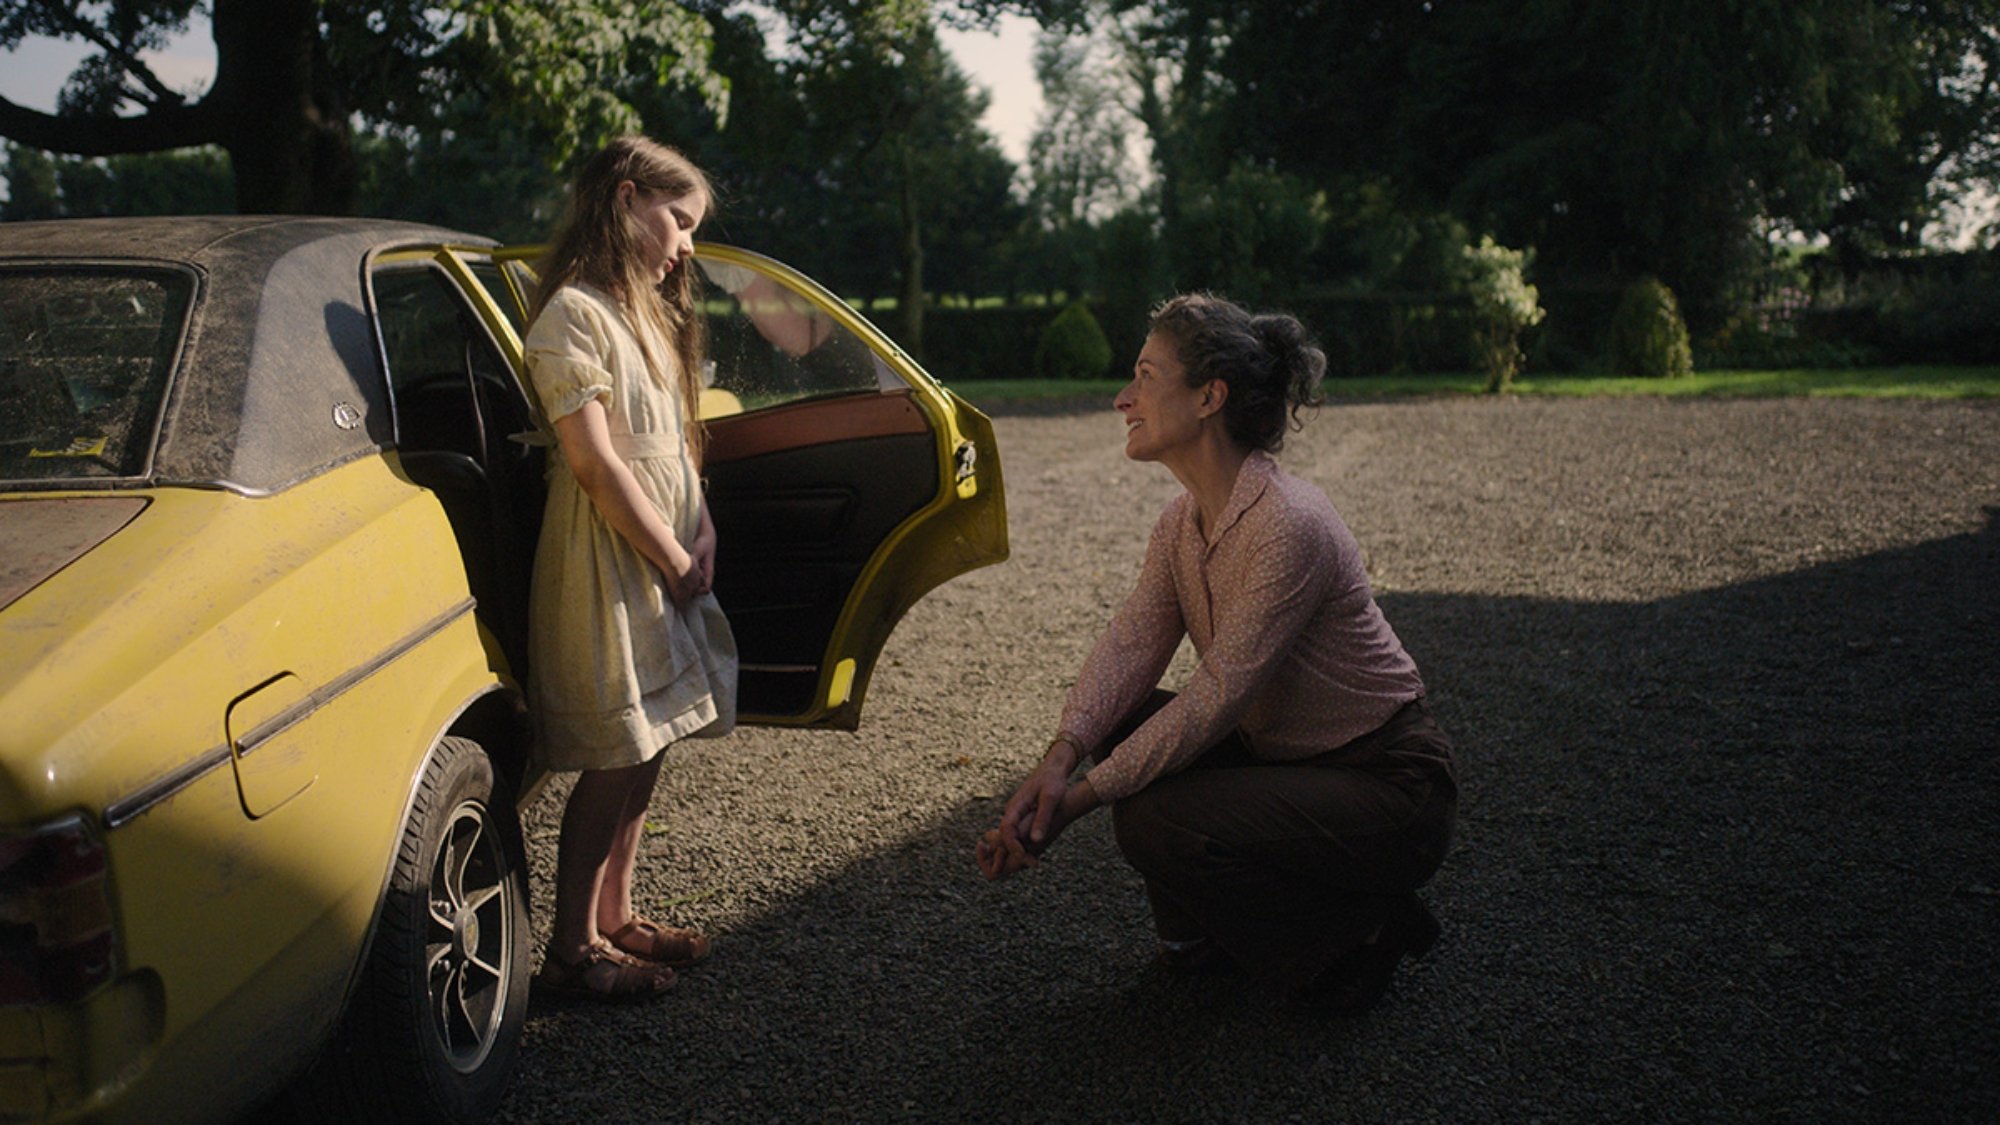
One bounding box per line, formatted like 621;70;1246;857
298;735;530;1122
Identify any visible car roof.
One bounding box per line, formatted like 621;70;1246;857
0;215;495;494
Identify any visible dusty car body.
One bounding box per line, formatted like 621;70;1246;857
0;216;1006;1121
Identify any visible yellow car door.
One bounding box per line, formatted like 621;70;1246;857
442;243;1008;728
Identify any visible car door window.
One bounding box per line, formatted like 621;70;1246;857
373;266;521;464
467;261;530;336
370;262;543;676
696;259;899;412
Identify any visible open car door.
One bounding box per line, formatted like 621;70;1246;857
480;243;1008;729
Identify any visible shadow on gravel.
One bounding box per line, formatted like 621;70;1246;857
1384;504;2000;1121
500;509;1999;1123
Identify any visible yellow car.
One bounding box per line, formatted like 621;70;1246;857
0;216;1007;1122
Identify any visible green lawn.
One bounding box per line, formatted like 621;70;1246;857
953;367;2000;405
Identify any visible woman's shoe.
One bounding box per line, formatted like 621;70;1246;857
1300;896;1440;1015
1155;937;1241;977
1387;895;1441;959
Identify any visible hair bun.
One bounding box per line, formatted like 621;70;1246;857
1251;314;1302;351
1149;294;1325;453
1253;313;1326;414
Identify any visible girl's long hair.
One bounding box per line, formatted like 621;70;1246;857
531;135;714;463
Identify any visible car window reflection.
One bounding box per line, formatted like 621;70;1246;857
697;259;893;412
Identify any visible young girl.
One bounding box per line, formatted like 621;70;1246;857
524;136;736;1001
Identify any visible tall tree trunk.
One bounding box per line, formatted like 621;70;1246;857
896;138;925;361
210;0;354;213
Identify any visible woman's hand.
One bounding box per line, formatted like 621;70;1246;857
975;826;1035;880
1002;751;1072;848
976;741;1100;880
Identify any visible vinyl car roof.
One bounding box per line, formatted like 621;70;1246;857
0;215;494;495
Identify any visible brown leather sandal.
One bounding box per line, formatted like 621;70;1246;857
535;943;676;1003
606;918;712;968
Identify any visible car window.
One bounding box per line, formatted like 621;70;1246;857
0;267;192;484
467;261;529;335
372;265;522;466
696;259;899;412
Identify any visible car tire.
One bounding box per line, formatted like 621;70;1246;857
296;735;531;1122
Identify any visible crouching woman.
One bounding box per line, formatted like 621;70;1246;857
976;294;1456;1014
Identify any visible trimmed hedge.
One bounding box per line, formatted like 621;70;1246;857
917;305;1059;381
1609;277;1695;377
1034;302;1114;380
897;268;1996;384
916;294;1490;381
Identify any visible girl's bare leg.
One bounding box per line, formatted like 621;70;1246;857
595;753;666;935
550;758;661;959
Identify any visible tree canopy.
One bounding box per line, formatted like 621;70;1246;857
0;0;723;212
664;3;1024;353
5;0;1994;364
1208;0;2000;320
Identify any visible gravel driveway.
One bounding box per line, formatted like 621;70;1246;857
498;396;2000;1122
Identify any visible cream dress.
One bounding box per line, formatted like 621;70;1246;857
524;283;737;770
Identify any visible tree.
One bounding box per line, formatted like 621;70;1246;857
351;121;565;242
1099;0;1235;256
1170;159;1329;301
0;141;59;219
1461;236;1545;392
1213;0;2000;325
0;1;722;213
1023;28;1136;297
706;1;1026;355
1020;1;1343;307
4;143;234;217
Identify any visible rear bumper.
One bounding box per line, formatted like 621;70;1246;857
0;973;161;1121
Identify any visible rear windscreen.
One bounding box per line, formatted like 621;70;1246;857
0;267;193;484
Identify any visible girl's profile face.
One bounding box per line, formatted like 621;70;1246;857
620;182;706;283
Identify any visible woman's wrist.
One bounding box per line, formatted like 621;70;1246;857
1045;732;1085;773
1059;777;1101;822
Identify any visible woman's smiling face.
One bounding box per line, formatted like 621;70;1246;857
1114;331;1213;463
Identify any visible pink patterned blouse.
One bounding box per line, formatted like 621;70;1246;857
1059;451;1425;803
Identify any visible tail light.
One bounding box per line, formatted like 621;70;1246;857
0;816;116;1005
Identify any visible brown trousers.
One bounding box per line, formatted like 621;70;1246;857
1099;692;1457;988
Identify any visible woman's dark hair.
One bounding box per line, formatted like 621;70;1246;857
1148;293;1326;453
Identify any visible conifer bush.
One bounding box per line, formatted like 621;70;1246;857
1611;277;1695;378
1034;301;1114;380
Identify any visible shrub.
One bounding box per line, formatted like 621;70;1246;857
1462;236;1547;392
1033;301;1114;381
921;305;1054;380
1610;277;1695;378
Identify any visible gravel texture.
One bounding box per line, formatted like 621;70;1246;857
497;396;2000;1123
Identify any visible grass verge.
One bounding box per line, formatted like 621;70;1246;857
952;367;2000;406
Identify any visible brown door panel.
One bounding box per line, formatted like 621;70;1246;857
704;393;939;718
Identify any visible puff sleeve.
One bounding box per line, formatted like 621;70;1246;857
524;288;616;422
